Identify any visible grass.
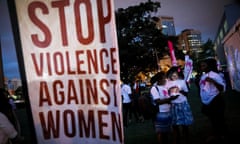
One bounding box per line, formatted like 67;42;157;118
124;83;240;144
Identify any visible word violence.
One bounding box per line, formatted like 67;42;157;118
31;48;118;76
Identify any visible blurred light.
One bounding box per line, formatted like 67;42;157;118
162;25;168;28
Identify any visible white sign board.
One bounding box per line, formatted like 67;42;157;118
14;0;123;143
223;19;240;92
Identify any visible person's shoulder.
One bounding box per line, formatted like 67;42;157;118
123;84;130;88
179;79;187;84
157;85;166;90
150;85;159;91
121;84;127;88
166;80;173;87
168;79;179;85
176;79;184;82
209;71;222;77
150;85;155;90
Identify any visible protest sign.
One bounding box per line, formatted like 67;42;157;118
184;55;193;83
12;0;123;143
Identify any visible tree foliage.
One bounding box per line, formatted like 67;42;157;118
199;39;215;60
14;86;22;97
192;39;215;72
115;0;171;81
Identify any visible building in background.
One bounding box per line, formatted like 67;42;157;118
153;16;177;71
7;78;22;90
2;77;22;91
159;16;176;36
214;3;240;69
153;16;176;36
178;29;202;59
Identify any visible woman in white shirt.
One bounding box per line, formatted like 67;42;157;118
150;72;178;144
198;58;227;143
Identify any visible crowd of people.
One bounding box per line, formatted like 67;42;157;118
0;57;227;144
121;58;227;144
121;79;146;128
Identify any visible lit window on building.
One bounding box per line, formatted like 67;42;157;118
224;20;228;33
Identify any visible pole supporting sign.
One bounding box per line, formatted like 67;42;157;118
10;0;123;143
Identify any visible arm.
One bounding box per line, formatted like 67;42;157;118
129;93;133;100
0;112;18;139
179;90;188;96
205;77;224;92
154;98;171;105
154;95;179;105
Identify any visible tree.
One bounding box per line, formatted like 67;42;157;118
199;39;215;60
115;0;171;81
192;39;215;72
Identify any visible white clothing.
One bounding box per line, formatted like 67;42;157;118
121;84;132;103
166;79;189;103
184;55;193;82
0;112;18;144
133;82;138;90
151;85;171;112
199;71;226;105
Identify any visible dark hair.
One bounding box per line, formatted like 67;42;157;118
150;71;166;84
122;78;130;84
0;87;10;102
199;58;218;73
167;66;184;79
0;88;13;119
0;88;19;129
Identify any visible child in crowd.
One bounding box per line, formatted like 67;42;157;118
150;72;178;144
166;67;193;144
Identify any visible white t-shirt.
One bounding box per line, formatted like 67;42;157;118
151;85;171;112
166;79;189;103
121;84;132;103
199;71;226;105
0;112;18;144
